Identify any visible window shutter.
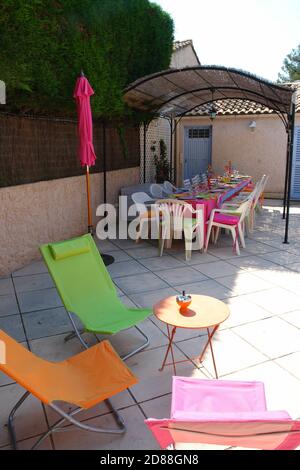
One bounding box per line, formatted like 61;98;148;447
291;127;300;200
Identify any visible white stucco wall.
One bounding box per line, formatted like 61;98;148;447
0;167;139;275
170;45;200;68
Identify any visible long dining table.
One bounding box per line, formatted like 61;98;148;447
170;177;251;242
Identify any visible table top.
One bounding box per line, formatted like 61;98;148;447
153;295;230;329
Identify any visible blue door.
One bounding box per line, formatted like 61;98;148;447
291;127;300;200
184;126;212;179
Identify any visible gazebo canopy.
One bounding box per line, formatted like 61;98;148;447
124;65;294;125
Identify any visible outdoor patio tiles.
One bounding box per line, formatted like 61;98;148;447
220;298;272;330
125;246;164;259
275;352;300;381
225;361;300;419
125;344;207;403
241;287;300;315
0;314;25;342
22;307;78;340
171;252;219;265
0;278;14;296
103;250;132;263
6;436;53;450
249;265;298;287
215;272;273;296
12;260;48;277
173;279;232;300
0;384;48;447
259;250;300;266
128;287;179;309
13;272;54;293
192;260;242;279
110;238;151;250
285;261;300;273
17;287;63;313
94;238;121;253
207;246;251;259
232;317;300;359
226;255;280;272
113;272;170;295
0;293;19;317
175;329;267;378
140;393;172;419
137;255;186;271
237;241;280;255
155;266;208;286
107;259;148;279
280;310;300;329
52;406;158;450
97;318;169;357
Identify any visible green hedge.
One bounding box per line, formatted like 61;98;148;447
0;0;174;118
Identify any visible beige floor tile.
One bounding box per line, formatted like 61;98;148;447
176;329;267;377
221;298;272;329
53;406;158;450
0;384;48;447
216;272;273;296
126;345;208;403
233;317;300;359
275;352;300;380
243;287;300;315
280;310;300;329
225;361;300;418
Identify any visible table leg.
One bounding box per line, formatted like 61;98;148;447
207;327;218;379
198;325;219;379
159;324;177;375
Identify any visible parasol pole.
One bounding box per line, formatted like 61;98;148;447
85;164;93;234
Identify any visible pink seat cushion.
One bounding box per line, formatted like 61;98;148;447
213;213;240;225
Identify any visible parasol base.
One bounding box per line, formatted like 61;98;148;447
101;253;115;266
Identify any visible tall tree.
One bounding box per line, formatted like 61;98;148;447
278;44;300;82
0;0;174;118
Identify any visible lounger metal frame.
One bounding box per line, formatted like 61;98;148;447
8;391;126;450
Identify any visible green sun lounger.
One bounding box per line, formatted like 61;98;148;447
40;234;151;358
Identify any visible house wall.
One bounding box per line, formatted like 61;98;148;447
176;114;300;196
0;167;139;275
170;45;200;68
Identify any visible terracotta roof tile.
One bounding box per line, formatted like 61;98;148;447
187;82;300;116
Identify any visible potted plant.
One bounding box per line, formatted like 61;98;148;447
151;139;170;183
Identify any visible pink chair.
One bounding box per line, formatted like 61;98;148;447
145;377;300;450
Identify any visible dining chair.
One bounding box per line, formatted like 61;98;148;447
191;174;200;185
183;179;191;189
205;198;252;255
131;191;156;242
155;199;204;261
163;180;177;194
150;183;164;198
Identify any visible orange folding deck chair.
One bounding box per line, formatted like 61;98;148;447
0;330;138;450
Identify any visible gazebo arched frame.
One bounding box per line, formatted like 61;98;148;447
124;66;296;243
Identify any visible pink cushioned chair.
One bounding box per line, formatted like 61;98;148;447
205;198;252;255
145;377;300;450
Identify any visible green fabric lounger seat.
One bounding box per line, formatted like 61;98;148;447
40;234;151;358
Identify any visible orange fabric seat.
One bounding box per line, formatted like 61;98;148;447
0;330;137;409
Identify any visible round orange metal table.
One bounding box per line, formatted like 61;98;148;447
153;295;230;379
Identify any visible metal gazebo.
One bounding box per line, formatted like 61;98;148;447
123;65;297;243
